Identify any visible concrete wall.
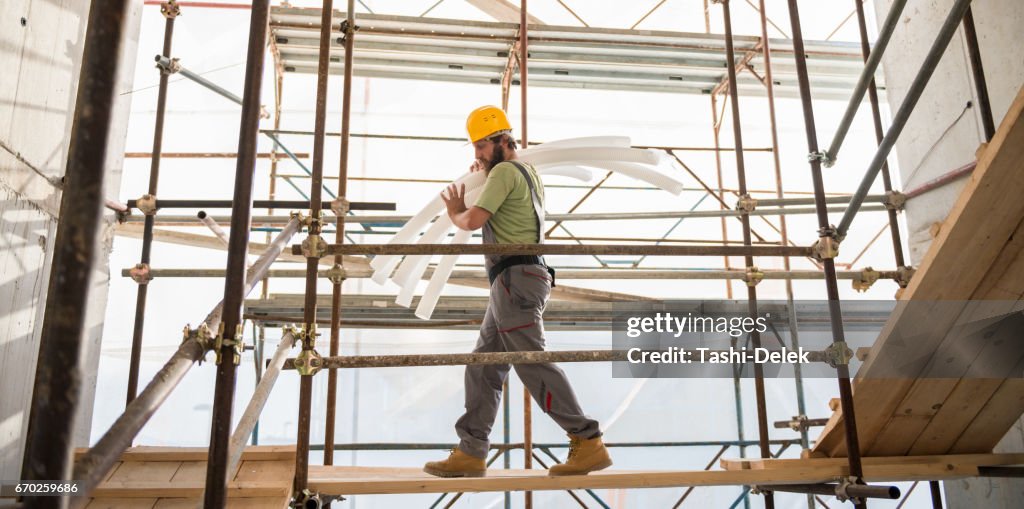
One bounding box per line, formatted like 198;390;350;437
873;0;1024;506
0;0;141;481
874;0;1024;264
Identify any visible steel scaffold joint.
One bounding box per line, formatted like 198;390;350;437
822;341;853;369
743;266;764;287
884;190;907;211
160;0;180;19
325;263;347;284
136;193;158;215
213;322;244;366
129;263;153;285
807;151;833;167
811;225;841;261
735;193;757;213
851;267;880;292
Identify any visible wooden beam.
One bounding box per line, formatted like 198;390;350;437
74;445;297;462
306;463;980;495
90;481;289;498
812;84;1024;457
720;452;1024;471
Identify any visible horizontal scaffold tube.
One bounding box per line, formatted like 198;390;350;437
294;243;813;258
123;204;890;227
311;439;799;450
282;349;832;370
124;268;901;282
125;198;394;211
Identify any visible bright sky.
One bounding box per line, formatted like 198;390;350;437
91;1;939;507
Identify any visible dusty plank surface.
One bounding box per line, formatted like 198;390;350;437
720;453;1024;471
82;446;294;508
306;463;980;495
813;84;1024;458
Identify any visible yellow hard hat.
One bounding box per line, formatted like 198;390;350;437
466;105;512;143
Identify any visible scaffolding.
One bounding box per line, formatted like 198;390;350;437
15;0;1005;509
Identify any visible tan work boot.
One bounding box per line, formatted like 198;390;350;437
548;434;612;476
423;447;487;478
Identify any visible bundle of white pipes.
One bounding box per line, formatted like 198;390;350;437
366;137;685;320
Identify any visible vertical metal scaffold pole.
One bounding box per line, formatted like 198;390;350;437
295;0;335;498
720;2;774;508
852;0;907;271
203;1;272;506
710;93;734;299
756;1;810;507
520;4;534;509
325;0;356;468
22;0;131;507
962;6;995;141
127;0;179;405
784;1;867;507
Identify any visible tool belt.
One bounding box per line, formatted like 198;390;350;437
487;255;556;288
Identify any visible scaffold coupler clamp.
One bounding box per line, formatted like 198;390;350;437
895;265;916;288
301;212;328;258
811;225;840;262
293;348;323;377
823;341;853;369
808;150;834;168
302;234;328;259
301;210;323;231
182;323;215;363
835;476;863;504
213;322;244;366
749;485;765;495
295;323;319;348
339;19;360;43
293;488;322;509
155;55;181;75
326;264;347;285
743;266;764;287
136;194;158;216
787;414;809;433
852;266;880;292
331;197;350;216
293;324;323;376
130;263;153;285
160;0;181;18
884;190;907;211
735;194;757;214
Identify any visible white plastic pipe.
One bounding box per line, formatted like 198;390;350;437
520;136;630;155
520;146;662;166
565;160;684;195
391;215;454;290
536;166;595;182
376;136;689;319
415;228;472;320
369;171;485;274
393;187;482;306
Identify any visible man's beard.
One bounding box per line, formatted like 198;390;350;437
485;144;507;172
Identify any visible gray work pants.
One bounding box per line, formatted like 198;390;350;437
454;264;602;459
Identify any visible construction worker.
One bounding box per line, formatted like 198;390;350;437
424;105;612;478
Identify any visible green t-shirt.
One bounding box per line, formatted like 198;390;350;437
474;161;545;244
